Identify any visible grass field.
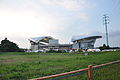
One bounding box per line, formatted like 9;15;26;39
0;51;120;80
93;62;120;80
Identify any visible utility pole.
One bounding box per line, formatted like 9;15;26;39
103;14;109;46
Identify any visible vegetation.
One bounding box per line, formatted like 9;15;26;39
61;62;120;80
0;38;20;52
99;44;110;50
99;44;120;50
93;63;120;80
0;51;120;80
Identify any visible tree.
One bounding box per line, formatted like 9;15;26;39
0;38;20;52
99;44;110;50
103;44;106;48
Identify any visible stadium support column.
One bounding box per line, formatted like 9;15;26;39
103;14;109;46
79;42;81;49
38;42;40;50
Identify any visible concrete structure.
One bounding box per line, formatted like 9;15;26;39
29;35;102;51
71;36;102;49
29;36;71;51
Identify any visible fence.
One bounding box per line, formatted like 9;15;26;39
30;60;120;80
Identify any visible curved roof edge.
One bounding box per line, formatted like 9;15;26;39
71;36;102;42
29;36;54;43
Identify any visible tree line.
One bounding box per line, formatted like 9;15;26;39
0;38;25;52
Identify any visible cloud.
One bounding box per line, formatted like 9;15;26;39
0;0;96;48
0;0;94;21
89;30;120;39
108;31;120;47
109;31;120;37
87;31;120;47
52;0;93;21
39;0;94;11
0;0;87;11
57;0;94;11
0;9;67;42
78;13;90;21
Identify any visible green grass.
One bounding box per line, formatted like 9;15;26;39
0;51;120;80
93;63;120;80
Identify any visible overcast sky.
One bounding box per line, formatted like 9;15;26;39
0;0;120;48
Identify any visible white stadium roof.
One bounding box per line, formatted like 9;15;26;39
29;36;54;43
71;35;102;42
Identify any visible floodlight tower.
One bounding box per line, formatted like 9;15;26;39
103;14;109;46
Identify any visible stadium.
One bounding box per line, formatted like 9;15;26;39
71;35;102;49
29;35;102;51
29;36;71;51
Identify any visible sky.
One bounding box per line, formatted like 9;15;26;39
0;0;120;48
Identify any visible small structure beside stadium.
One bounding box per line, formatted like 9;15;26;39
29;35;102;51
72;36;102;49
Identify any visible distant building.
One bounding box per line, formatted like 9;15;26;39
29;36;71;51
29;35;102;51
71;36;102;49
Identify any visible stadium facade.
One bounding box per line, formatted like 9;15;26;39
29;35;102;51
29;36;71;51
71;36;102;49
